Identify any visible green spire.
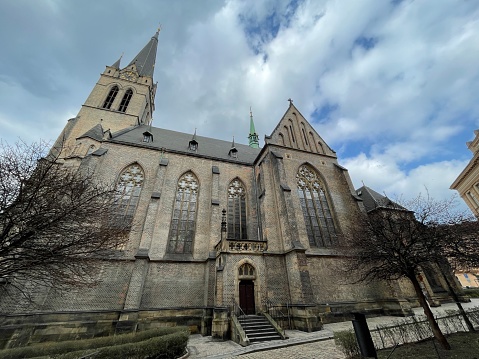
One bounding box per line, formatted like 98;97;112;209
248;107;260;148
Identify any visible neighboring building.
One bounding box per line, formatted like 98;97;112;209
355;186;464;306
0;31;460;346
451;129;479;216
456;271;479;288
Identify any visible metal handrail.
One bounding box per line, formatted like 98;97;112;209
233;300;247;319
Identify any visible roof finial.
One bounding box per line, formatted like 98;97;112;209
157;24;162;34
288;98;293;106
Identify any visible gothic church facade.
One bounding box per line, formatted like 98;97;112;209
1;31;435;343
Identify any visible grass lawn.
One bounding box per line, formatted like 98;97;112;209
377;332;479;359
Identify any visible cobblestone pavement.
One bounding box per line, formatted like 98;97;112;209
187;298;479;359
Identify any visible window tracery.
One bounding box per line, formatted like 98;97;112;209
297;165;337;247
167;172;199;254
227;179;247;240
238;263;255;277
115;164;144;222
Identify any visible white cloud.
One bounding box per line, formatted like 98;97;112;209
1;0;478;210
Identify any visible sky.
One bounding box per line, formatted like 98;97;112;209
1;0;479;210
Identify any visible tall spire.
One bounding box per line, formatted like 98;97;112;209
127;29;160;77
248;107;260;148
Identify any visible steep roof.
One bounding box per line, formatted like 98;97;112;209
109;125;261;164
126;30;159;78
355;185;404;212
111;55;122;69
77;124;104;141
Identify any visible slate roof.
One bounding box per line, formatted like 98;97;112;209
127;31;159;78
77;124;104;141
109;125;261;164
355;185;404;212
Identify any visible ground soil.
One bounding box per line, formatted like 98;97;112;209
377;332;479;359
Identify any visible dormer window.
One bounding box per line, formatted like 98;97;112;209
229;148;238;158
189;140;198;151
143;131;153;143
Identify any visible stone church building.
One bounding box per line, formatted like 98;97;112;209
0;31;459;345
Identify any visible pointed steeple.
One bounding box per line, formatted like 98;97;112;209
111;53;122;69
229;136;238;158
127;29;160;77
248;107;260;148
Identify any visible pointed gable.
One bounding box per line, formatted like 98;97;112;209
77;124;105;141
265;103;336;157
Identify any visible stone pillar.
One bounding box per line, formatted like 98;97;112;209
211;307;229;340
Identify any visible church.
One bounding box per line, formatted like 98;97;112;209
0;31;459;346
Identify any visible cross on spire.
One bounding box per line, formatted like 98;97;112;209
288;98;293;105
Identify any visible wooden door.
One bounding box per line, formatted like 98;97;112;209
239;280;255;315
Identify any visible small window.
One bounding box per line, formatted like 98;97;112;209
102;86;119;109
118;89;133;112
86;145;95;155
142;131;153;143
238;263;255;277
229;148;238;158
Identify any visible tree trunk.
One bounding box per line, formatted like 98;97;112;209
438;263;475;332
410;275;451;350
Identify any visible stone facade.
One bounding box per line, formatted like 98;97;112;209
0;31;445;348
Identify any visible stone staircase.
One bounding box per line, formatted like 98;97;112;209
238;315;283;343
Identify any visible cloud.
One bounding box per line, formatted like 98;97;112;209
1;0;478;210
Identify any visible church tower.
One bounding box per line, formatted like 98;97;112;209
56;30;159;160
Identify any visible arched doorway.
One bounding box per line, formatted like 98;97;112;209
238;263;256;314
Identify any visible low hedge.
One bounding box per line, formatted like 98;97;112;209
0;327;188;359
58;330;189;359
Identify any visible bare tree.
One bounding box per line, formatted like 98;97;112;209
0;140;130;295
344;194;479;350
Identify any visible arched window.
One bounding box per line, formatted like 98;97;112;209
297;165;337;247
102;85;119;109
227;178;247;239
167;172;199;254
238;263;255;278
118;89;133;112
114;163;144;222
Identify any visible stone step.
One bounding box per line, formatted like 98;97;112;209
249;334;282;342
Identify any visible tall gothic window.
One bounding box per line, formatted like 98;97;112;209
297;165;337;247
115;163;144;222
227;178;247;239
102;85;119;109
168;172;199;254
118;89;133;112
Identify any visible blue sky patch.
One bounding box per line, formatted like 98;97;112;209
354;36;378;51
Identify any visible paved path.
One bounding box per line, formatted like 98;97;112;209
187;298;479;359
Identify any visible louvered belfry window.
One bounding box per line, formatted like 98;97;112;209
102;85;119;109
227;179;247;239
297;165;337;247
115;164;144;222
168;172;199;254
118;89;133;112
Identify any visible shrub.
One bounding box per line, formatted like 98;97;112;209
57;330;189;359
0;327;188;359
334;330;360;359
